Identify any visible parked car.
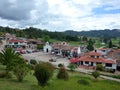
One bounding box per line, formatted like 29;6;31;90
49;57;57;62
26;49;33;53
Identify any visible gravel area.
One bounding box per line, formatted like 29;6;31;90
22;52;70;67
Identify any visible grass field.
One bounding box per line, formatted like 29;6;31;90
0;64;120;90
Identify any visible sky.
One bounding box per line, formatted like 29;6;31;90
0;0;120;31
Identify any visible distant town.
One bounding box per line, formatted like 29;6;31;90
0;28;120;89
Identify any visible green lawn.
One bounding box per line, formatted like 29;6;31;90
0;66;120;90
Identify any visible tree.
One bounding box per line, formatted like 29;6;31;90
109;40;112;48
0;48;21;71
68;63;77;71
43;35;50;42
87;39;94;51
92;71;100;79
30;59;37;65
96;64;104;71
58;63;64;68
57;67;69;80
34;62;55;87
82;36;88;42
13;58;29;82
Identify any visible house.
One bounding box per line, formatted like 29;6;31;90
97;48;109;56
3;33;16;40
51;42;84;57
70;50;116;70
107;49;120;70
43;42;52;53
27;39;44;49
51;42;70;55
5;39;27;49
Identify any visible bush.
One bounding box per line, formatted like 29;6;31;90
96;64;104;71
0;71;12;78
34;62;55;87
13;58;29;82
37;44;43;50
6;72;12;78
92;71;100;79
77;79;90;85
0;71;7;78
57;67;69;80
30;59;37;65
67;63;77;71
58;63;64;68
112;75;120;79
13;65;29;82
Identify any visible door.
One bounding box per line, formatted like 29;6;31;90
91;62;93;66
46;48;48;52
81;61;83;65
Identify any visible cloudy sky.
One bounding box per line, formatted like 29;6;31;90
0;0;120;31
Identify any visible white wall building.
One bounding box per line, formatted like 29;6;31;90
43;42;52;53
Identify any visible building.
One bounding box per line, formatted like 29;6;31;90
107;49;120;70
5;39;27;49
70;50;116;70
3;33;16;40
43;42;52;53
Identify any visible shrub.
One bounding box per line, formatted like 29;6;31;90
112;75;120;79
5;72;12;78
57;67;69;80
0;71;7;78
13;58;29;82
30;59;37;65
67;63;77;71
58;63;64;68
77;79;90;85
13;64;29;82
0;71;12;78
92;71;100;79
96;64;104;71
37;44;43;50
34;62;55;87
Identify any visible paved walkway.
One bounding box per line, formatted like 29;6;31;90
100;75;120;82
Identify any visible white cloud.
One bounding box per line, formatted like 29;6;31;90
0;0;120;31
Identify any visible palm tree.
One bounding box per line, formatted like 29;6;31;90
0;48;21;71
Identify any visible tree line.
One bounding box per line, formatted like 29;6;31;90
0;26;79;41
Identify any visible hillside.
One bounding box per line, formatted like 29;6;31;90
64;29;120;38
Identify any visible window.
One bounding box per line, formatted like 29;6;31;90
91;55;95;58
97;56;99;58
14;42;18;44
85;61;89;64
105;63;112;67
96;62;102;64
9;42;12;44
102;50;105;52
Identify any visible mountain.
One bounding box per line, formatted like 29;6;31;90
64;29;120;38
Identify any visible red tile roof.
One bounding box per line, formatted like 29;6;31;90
78;56;116;64
8;39;23;43
89;51;102;56
70;58;79;63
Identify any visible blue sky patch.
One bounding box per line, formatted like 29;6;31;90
93;5;120;14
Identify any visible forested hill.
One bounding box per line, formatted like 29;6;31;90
0;26;120;42
64;29;120;38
